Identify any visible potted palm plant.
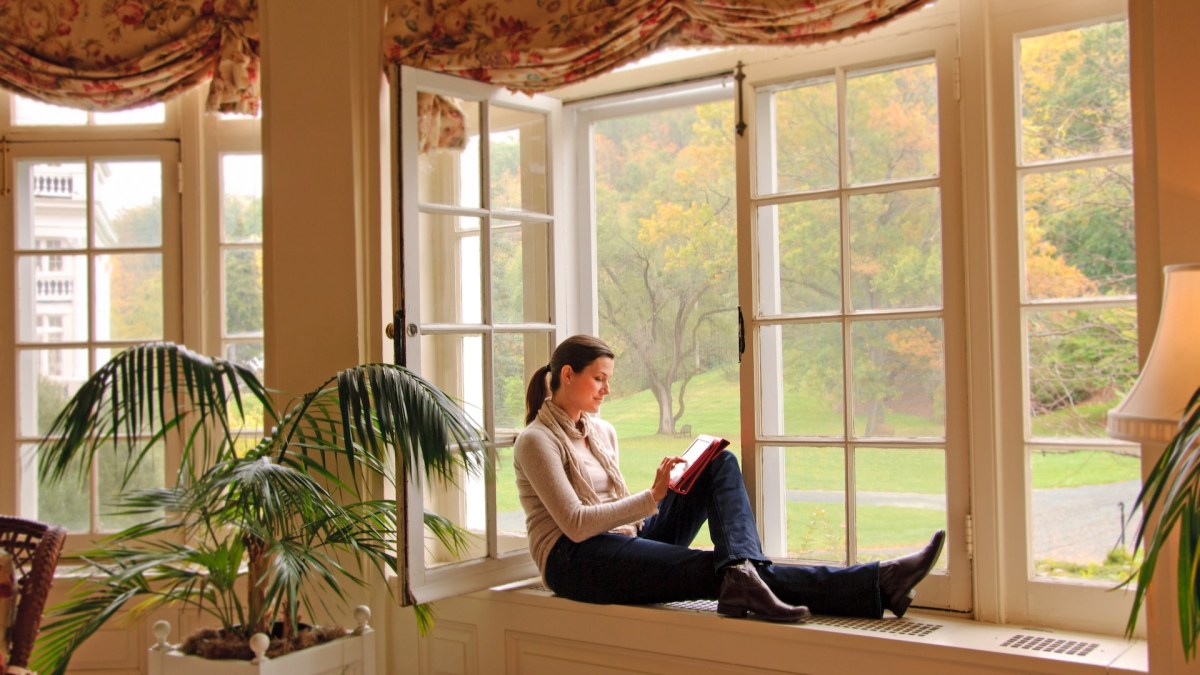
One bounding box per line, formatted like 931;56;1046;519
29;342;484;675
1127;384;1200;658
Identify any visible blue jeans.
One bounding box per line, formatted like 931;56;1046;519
543;450;883;617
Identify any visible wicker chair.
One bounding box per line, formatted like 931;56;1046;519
0;516;67;674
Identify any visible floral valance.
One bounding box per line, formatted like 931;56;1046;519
0;0;259;114
384;0;934;93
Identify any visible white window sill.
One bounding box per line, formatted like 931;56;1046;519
480;579;1147;675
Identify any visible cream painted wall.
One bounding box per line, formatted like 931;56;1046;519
1128;2;1200;672
257;0;390;642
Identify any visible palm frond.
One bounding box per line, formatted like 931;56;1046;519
36;343;275;485
33;345;488;673
1127;385;1200;657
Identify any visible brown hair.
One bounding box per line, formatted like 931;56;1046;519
524;335;615;424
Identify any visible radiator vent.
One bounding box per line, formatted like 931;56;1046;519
999;634;1100;657
808;616;942;637
660;600;941;636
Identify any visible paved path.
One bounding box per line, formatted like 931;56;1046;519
789;479;1143;564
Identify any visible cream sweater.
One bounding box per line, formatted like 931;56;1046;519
513;414;659;574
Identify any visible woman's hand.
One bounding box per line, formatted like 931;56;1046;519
652;456;687;502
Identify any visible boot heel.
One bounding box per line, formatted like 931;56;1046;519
716;602;749;618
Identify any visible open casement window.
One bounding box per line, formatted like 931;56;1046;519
396;66;561;602
2;139;182;540
990;0;1137;634
736;24;971;613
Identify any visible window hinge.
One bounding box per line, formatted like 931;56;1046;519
954;55;962;102
1;138;10;197
964;513;975;559
737;306;745;363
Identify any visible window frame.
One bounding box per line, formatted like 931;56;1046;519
987;0;1138;636
391;0;1143;637
2;137;183;535
395;66;570;604
0;87;264;547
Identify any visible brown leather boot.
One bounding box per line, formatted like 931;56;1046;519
879;530;946;618
716;561;812;622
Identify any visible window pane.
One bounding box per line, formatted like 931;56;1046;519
492;333;550;433
225;342;265;381
418;213;481;324
94;160;163;248
222;154;263;243
1022;164;1135;300
30;443;90;532
854;447;946;566
419;333;486;567
16;348;88;437
778;445;845;562
1020;21;1131;163
849;188;943;311
94;103;166;126
847;61;939;185
492;220;550;324
593;99;738;441
97;253;163;340
418;95;481;209
17;254;88;343
496;444;527;556
1027;307;1138;440
759;199;841;315
850;318;945;438
98;443;166;532
490;106;547;213
759;323;844;438
17;160;87;249
13;96;87;126
1031;446;1140;582
765;78;838;194
223;249;263;335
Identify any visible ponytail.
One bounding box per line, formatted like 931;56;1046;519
524;364;553;424
523;335;615;425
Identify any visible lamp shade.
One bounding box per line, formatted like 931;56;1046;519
1108;263;1200;444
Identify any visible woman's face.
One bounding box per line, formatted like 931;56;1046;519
555;356;614;419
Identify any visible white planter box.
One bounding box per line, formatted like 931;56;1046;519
147;608;375;675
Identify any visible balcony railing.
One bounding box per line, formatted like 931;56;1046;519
32;174;77;198
35;277;75;300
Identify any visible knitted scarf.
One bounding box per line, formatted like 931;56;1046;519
536;399;636;516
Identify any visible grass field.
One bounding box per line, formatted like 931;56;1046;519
495;366;1139;563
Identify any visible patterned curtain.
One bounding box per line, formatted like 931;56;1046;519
0;0;259;114
384;0;934;93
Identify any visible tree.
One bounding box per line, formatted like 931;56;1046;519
594;101;737;434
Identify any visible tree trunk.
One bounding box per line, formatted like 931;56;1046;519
651;382;675;435
245;535;270;636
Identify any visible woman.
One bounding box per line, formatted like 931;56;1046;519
514;334;944;622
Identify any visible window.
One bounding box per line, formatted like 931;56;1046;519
576;81;740;550
6;141;181;533
397;67;561;601
219;153;264;377
736;24;968;613
1;90;263;543
395;0;1138;635
991;3;1137;633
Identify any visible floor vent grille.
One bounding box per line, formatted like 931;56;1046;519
999;634;1100;657
521;588;938;637
808;616;942;636
659;600;941;636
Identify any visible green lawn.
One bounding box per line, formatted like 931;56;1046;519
494;366;1139;559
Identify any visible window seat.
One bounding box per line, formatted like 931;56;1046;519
446;579;1149;675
